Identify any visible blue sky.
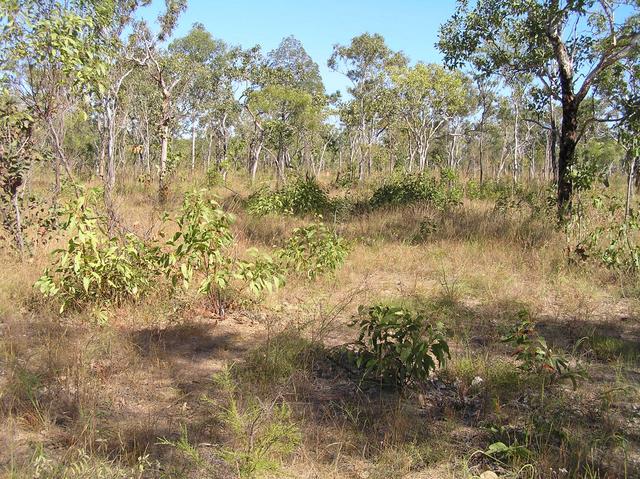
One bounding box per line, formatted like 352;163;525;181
138;0;458;95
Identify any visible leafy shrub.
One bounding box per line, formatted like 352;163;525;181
278;222;349;279
165;190;284;313
213;367;301;478
569;194;640;273
502;311;586;388
369;173;462;210
36;189;283;317
493;183;555;218
465;179;514;201
349;304;450;387
35;189;160;313
164;190;235;293
205;166;224;187
247;176;331;217
412;218;439;243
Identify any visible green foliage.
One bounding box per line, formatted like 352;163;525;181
157;425;204;469
502;311;586;389
369;173;462;210
35;189;282;316
493;183;555;218
570;194;640;273
34;189;160;313
246;176;331;217
278;222;349;279
350;304;450;387
483;440;532;464
570;139;621;192
0;94;39;252
205;163;226;187
165;190;284;309
236;250;284;297
164;190;235;293
465;179;515;201
213;367;301;478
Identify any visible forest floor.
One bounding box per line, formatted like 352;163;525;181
1;173;639;479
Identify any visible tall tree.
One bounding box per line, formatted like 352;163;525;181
329;33;406;180
391;63;469;172
438;0;640;218
130;0;187;203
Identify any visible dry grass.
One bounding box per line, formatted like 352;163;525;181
0;172;638;478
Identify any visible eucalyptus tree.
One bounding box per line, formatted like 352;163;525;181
329;33;407;180
243;36;326;182
473;75;499;182
169;23;235;173
1;0;111;192
391;63;468;173
597;55;640;215
129;0;187;202
94;1;151;203
0;94;38;253
439;0;640;217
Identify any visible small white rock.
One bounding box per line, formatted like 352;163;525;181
479;471;499;479
471;376;484;387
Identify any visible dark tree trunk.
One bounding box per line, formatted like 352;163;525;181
557;99;578;218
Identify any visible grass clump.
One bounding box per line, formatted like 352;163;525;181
213;367;301;478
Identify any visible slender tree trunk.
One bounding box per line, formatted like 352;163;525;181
206;129;213;170
479;122;484;183
625;150;637;219
191;123;196;171
159;121;169;203
11;190;24;255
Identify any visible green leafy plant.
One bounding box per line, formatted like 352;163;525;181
502;311;587;389
246;176;332;217
570;194;640;273
369;172;462;211
35;189;283;317
277;222;349;279
212;367;301;478
35;189;160;313
349;304;450;387
205;161;229;187
483;440;532;463
157;425;205;469
0;94;41;254
164;190;283;314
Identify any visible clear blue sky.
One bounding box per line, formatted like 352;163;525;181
138;0;458;95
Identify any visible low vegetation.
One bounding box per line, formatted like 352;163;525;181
2;0;640;478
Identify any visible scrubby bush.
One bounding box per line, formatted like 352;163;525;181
502;311;586;388
247;176;331;217
493;183;555;218
369;173;462;210
36;189;283;317
213;367;301;478
35;189;161;313
164;190;284;313
350;304;450;387
465;178;515;201
569;194;640;274
278;222;349;279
